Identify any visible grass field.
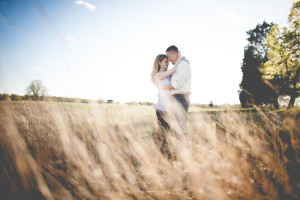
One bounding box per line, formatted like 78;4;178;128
0;101;299;200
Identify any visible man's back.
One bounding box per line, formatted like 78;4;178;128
170;60;191;95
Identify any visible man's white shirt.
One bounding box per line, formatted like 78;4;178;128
170;60;191;95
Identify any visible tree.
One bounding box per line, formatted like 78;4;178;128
10;94;23;101
209;100;214;108
26;80;48;101
239;89;254;108
0;93;10;101
262;1;300;109
239;21;279;108
97;98;106;104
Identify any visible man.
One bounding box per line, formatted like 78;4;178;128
164;45;191;139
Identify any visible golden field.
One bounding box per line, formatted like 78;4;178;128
0;101;299;200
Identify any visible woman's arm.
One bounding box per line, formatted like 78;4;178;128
154;54;183;81
154;66;177;81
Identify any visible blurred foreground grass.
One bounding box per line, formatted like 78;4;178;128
0;101;299;200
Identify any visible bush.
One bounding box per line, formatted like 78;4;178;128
81;99;89;103
0;93;10;101
10;94;23;101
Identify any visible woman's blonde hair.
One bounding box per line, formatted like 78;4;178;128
151;54;167;84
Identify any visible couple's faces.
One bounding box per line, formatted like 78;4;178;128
166;51;177;64
159;58;169;70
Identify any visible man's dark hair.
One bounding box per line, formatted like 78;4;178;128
166;45;179;52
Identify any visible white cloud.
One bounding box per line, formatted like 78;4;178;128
65;36;77;42
32;67;43;71
220;7;243;24
75;1;96;11
26;67;44;71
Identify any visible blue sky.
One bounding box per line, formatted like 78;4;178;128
0;0;293;104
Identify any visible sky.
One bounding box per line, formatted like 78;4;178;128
0;0;294;104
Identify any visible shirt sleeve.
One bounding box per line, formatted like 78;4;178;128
171;61;190;90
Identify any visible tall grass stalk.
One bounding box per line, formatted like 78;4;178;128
0;102;299;199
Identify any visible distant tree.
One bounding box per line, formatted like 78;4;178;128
127;101;138;105
239;21;279;108
81;99;89;103
26;80;48;101
23;94;30;101
10;94;23;101
0;93;10;101
98;99;106;104
262;1;300;109
209;100;214;108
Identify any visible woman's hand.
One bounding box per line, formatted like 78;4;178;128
182;56;189;64
154;52;186;81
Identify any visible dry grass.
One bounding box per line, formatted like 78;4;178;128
0;101;299;200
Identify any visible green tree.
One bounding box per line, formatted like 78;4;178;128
262;1;300;109
239;21;279;108
26;80;48;101
0;93;10;101
10;94;23;101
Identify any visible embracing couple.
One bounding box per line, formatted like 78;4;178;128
151;45;191;154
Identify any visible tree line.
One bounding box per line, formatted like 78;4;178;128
239;1;299;109
0;80;97;103
0;92;95;103
0;80;156;105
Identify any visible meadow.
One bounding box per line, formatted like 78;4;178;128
0;101;299;200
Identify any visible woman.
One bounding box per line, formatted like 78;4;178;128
151;54;182;154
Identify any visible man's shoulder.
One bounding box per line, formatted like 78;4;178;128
179;60;190;68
